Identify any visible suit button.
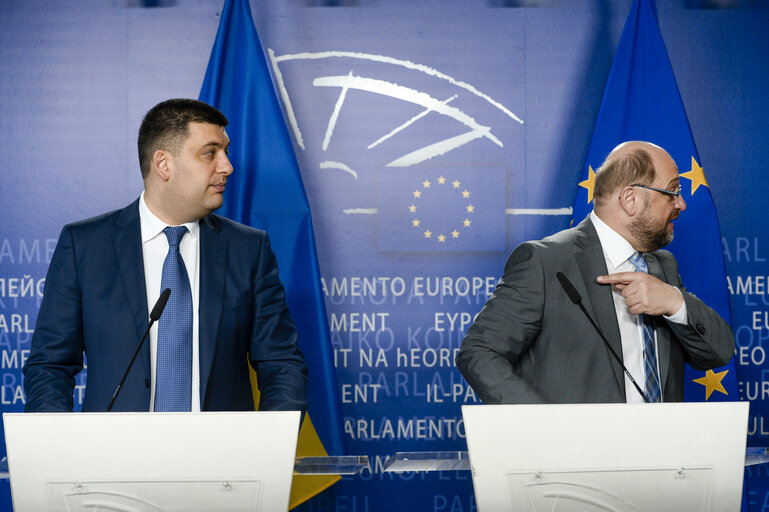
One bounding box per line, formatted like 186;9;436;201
145;379;150;388
696;321;706;335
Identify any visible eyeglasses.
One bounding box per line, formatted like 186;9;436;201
631;184;682;198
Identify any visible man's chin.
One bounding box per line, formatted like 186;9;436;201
657;231;674;250
642;227;674;252
208;195;225;210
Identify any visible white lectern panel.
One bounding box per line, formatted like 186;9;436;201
463;402;748;512
4;411;300;512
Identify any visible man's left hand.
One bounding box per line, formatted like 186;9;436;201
596;272;684;317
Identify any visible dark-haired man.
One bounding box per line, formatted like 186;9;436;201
24;98;308;413
457;141;733;404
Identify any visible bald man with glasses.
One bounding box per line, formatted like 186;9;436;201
457;141;734;404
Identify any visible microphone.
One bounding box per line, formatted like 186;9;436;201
150;287;171;322
106;288;171;412
555;272;650;403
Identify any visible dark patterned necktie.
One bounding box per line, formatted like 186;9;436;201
628;251;662;403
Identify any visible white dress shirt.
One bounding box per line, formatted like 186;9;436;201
590;212;687;403
139;192;201;411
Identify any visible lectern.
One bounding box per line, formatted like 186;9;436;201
462;402;749;512
4;411;300;512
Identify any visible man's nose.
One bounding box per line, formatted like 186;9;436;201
675;192;686;211
219;154;233;175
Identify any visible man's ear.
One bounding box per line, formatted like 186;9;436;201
618;185;639;216
152;149;172;182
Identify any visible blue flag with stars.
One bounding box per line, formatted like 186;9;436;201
572;10;749;506
572;0;738;405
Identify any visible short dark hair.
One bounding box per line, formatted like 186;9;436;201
593;146;656;207
137;98;228;178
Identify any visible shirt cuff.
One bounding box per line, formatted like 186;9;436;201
664;288;688;325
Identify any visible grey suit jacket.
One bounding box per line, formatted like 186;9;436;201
456;217;734;404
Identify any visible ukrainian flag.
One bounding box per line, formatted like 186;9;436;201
199;0;345;507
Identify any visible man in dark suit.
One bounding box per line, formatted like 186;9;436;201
24;98;308;413
457;141;733;404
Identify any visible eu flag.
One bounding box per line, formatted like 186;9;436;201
199;0;345;506
377;166;506;252
572;0;738;405
572;5;748;505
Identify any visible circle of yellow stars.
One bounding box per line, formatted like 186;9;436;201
409;176;473;243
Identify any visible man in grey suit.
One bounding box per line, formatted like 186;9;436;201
456;141;734;404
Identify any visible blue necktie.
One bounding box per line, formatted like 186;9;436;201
155;226;192;412
628;252;662;403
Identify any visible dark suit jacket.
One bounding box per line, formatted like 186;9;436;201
456;217;734;404
24;199;308;413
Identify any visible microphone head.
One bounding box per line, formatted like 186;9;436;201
556;272;582;305
150;288;171;321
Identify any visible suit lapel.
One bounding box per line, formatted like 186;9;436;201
113;200;150;371
573;218;626;394
644;252;671;395
198;215;228;406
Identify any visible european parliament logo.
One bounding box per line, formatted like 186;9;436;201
377;167;505;252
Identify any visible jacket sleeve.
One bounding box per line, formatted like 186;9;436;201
655;250;735;369
23;225;84;412
456;242;548;404
248;234;309;414
668;288;735;370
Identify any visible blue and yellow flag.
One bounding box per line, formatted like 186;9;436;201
199;0;345;507
572;0;738;404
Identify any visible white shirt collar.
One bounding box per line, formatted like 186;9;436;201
139;191;200;244
590;211;636;270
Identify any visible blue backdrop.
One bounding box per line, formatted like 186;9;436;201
1;1;767;511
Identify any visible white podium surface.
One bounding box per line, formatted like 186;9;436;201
463;402;749;512
4;411;300;512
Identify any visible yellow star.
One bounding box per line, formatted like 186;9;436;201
451;230;460;238
692;369;729;400
438;176;446;184
412;219;420;227
452;180;460;188
409;204;417;213
679;156;709;195
466;204;475;213
424;230;432;238
423;180;431;188
578;165;596;204
438;234;446;242
413;190;422;198
463;219;471;227
462;190;470;198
